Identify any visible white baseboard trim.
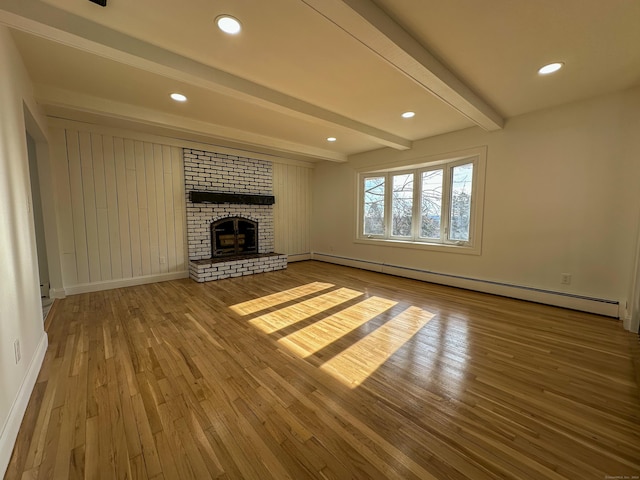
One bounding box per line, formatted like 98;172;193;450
0;331;48;478
48;287;66;299
288;253;312;262
64;271;189;295
622;314;639;333
311;253;620;318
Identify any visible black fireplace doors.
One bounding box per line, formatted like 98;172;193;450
210;217;258;258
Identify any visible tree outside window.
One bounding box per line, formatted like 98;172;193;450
450;163;473;242
392;173;413;236
420;169;443;239
363;176;385;236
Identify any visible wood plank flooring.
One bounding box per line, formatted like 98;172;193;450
6;261;640;479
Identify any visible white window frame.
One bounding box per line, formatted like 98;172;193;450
356;147;486;255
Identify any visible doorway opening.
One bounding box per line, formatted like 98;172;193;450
26;130;51;319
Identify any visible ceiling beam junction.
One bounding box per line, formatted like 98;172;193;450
301;0;504;131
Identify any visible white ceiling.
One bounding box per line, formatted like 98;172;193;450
1;0;639;162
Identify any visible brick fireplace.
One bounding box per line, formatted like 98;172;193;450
184;149;287;282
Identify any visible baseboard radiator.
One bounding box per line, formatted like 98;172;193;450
311;253;619;318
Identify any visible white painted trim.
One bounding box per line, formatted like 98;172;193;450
627;201;640;333
64;271;188;295
46;117;317;168
288;253;312;262
48;287;66;299
0;332;48;478
311;253;620;318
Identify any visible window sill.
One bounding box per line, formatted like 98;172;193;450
354;237;481;255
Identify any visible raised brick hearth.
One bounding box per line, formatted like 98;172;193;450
189;253;288;282
184;148;287;282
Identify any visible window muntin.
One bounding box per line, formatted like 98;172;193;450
358;154;482;250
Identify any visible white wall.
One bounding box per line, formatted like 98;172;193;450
312;87;640;318
0;26;49;476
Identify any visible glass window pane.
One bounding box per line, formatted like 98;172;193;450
420;169;443;239
449;163;473;241
363;176;385;235
392;173;414;236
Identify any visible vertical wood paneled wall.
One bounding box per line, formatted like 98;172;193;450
50;126;186;289
273;162;312;257
49;122;314;292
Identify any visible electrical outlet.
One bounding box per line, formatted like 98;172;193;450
561;273;572;285
159;256;167;265
14;339;21;364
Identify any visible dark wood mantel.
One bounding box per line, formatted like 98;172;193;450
189;191;275;205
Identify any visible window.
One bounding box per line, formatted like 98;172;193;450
363;176;385;236
391;173;413;237
357;148;486;254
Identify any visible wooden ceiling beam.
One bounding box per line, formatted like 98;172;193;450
0;1;412;152
302;0;504;131
37;86;349;162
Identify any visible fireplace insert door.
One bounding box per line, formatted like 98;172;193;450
211;217;258;258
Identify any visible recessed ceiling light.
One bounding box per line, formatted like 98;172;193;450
170;93;187;102
327;137;337;142
538;62;564;75
401;111;415;118
216;15;241;34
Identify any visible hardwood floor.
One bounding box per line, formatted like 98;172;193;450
6;261;640;479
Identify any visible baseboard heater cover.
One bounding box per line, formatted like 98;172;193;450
311;252;619;317
189;191;275;205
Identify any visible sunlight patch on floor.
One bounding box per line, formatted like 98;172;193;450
249;287;363;334
277;296;398;358
320;306;434;388
230;282;334;315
